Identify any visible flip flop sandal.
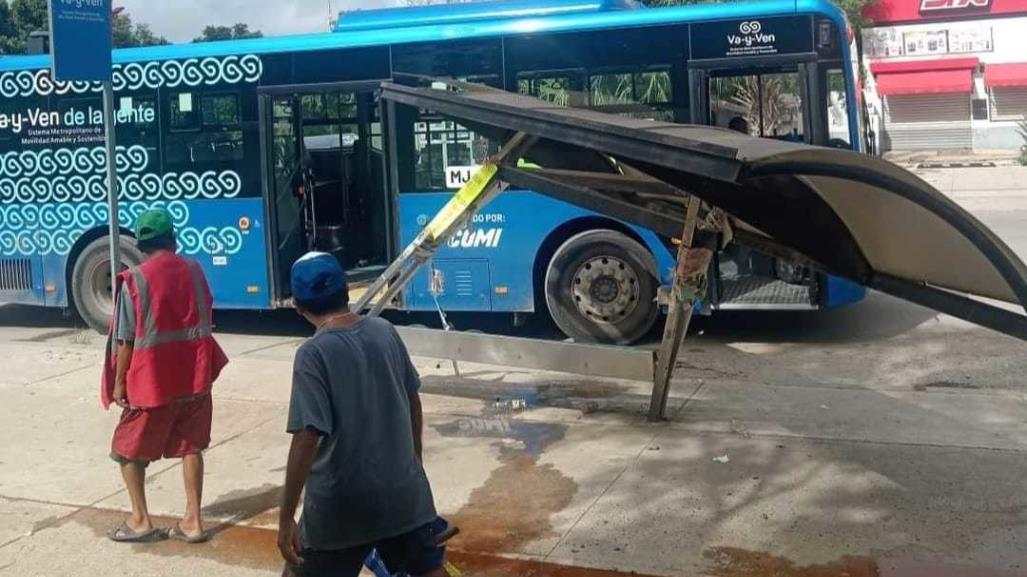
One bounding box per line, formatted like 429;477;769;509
168;523;210;544
107;521;165;543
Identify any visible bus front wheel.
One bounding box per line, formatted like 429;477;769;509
72;236;143;333
544;230;658;345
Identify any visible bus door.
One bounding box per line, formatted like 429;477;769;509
688;59;823;310
690;63;821;144
259;81;390;303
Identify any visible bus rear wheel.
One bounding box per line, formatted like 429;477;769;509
72;236;143;334
544;230;658;345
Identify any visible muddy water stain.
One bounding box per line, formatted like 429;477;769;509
448;551;665;577
703;547;880;577
450;454;577;553
71;507;281;571
437;417;577;554
879;556;1027;577
67;507;650;577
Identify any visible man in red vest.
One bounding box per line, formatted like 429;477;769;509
102;208;228;544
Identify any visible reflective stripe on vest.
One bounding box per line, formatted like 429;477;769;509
133;260;213;350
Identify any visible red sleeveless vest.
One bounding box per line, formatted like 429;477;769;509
101;252;229;409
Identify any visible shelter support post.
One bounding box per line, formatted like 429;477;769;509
353;132;536;317
103;82;120;294
648;196;713;422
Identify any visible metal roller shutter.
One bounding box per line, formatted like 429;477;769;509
883;93;972;151
990;88;1027;121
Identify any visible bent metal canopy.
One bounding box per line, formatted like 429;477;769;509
380;80;1027;342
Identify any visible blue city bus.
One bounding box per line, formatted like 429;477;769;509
0;0;866;343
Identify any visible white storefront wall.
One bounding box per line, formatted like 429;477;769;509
863;15;1027;151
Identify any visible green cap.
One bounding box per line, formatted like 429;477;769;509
134;209;174;242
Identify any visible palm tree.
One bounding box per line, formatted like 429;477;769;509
731;76;786;136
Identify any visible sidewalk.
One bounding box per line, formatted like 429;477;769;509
885;149;1022;168
0;294;1025;576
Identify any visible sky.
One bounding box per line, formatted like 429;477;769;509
116;0;397;42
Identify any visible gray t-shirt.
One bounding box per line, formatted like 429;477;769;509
115;292;136;342
287;316;436;551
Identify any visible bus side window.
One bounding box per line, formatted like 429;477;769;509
824;68;851;149
517;72;587;107
165;91;245;166
392;39;505;193
588;69;674;121
115;94;159;170
410;116;497;191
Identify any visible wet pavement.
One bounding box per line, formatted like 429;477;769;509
1;293;1025;577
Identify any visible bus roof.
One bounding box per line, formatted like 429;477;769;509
333;0;643;33
0;0;846;73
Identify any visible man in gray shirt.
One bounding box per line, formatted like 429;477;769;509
278;252;445;577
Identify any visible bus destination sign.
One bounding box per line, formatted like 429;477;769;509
691;16;813;60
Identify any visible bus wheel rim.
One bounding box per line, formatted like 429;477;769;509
570;255;640;324
88;257;114;318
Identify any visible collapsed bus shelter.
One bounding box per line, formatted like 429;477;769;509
360;78;1027;421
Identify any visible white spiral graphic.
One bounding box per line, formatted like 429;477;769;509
0;54;263;98
0;200;221;256
177;227;203;255
739;21;762;34
0;144;241;204
0;146;150;179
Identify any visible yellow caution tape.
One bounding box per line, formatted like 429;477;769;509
444;560;463;577
425;164;499;241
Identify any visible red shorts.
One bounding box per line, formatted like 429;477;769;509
111;394;213;464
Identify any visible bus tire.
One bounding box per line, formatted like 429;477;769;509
544;230;658;345
72;236;143;334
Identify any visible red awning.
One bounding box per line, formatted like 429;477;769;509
985;63;1027;88
870;57;979;75
876;69;973;96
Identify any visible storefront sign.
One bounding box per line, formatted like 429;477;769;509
949;25;994;52
904;29;949;55
691;16;813;60
865;22;994;58
867;0;1025;22
921;0;992;13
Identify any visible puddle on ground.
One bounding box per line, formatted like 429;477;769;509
436;415;576;554
58;507;1027;577
449;452;576;553
72;507;280;571
421;377;634;415
62;507;661;577
435;418;565;455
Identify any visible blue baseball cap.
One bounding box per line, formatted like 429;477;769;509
291;252;349;307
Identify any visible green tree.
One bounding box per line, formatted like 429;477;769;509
112;11;169;48
10;0;45;34
0;1;18;55
193;23;263;43
0;0;46;53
